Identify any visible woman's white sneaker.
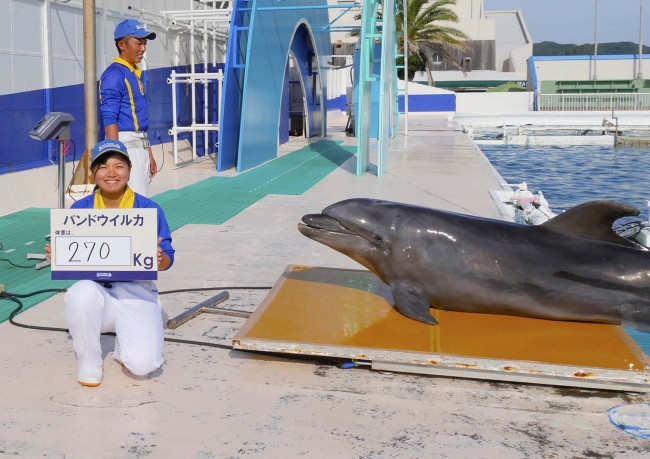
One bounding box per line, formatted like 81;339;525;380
77;366;103;387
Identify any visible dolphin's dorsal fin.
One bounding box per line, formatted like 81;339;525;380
541;201;640;248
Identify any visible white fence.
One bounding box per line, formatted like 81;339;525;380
540;93;650;111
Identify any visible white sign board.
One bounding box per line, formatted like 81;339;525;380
50;209;158;281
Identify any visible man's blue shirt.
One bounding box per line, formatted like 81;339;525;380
99;58;149;132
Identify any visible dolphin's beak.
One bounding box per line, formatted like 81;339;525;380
299;214;355;235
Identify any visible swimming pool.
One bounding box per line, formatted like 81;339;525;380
481;143;650;357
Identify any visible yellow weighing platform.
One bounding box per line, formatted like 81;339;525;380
233;266;650;391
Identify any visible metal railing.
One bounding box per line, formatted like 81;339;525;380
539;93;650;111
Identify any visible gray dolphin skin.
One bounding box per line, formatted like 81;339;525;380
298;198;650;331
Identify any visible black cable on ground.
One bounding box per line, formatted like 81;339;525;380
66;139;78;203
0;242;41;269
0;259;40;269
0;287;342;366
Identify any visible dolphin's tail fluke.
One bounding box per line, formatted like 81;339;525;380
391;281;439;325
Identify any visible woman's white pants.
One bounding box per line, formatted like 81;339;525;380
119;131;150;197
64;280;164;376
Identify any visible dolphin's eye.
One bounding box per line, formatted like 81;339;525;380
374;235;384;244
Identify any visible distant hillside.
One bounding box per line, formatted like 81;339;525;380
533;41;650;56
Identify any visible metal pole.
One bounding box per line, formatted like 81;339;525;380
58;141;65;209
593;0;598;80
639;0;644;79
403;0;408;136
83;0;98;151
167;291;231;329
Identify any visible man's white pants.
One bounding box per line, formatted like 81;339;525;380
119;131;150;197
64;280;164;376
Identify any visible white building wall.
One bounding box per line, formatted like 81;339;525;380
455;92;534;114
453;18;496;41
509;45;532;73
326;59;353;116
534;57;650;82
0;0;45;94
452;0;483;20
484;10;532;73
0;0;226;96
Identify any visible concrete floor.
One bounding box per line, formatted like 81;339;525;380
1;114;649;458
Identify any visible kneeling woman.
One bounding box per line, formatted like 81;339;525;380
46;140;174;386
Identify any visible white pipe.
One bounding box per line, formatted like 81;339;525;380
170;126;220;133
170;79;218;84
403;0;408;136
171;70;179;166
168;72;225;77
639;0;644;79
212;1;217;68
172;25;229;41
204;2;209;155
190;0;196;161
213;0;218;153
168;77;223;85
218;69;223;148
161;9;232;15
168;72;225;78
127;6;166;20
594;0;598;80
42;0;53;93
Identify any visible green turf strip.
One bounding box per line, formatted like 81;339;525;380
0;140;354;322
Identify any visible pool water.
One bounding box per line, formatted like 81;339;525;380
481;143;650;357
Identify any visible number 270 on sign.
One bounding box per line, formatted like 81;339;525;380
55;236;131;266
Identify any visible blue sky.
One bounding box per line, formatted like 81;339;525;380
484;0;650;44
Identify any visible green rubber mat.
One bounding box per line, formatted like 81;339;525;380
0;140;355;322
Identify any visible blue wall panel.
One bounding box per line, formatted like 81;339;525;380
233;0;331;172
0;63;214;175
218;1;252;171
0;88;46;174
398;94;456;112
328;94;346;112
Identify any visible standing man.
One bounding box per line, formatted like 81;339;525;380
100;19;157;197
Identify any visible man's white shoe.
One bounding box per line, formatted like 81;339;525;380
77;366;103;387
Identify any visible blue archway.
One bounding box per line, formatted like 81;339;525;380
217;1;331;172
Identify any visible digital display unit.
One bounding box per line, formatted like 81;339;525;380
29;112;75;141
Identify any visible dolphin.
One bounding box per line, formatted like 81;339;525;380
298;198;650;331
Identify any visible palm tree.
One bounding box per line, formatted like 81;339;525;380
396;0;471;85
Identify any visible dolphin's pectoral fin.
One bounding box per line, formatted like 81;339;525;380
390;281;438;325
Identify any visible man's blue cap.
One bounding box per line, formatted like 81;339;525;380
114;19;157;41
91;140;130;166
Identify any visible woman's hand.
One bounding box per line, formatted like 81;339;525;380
45;243;51;262
157;237;171;271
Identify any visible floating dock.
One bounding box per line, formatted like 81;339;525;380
475;135;615;147
616;136;650;146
